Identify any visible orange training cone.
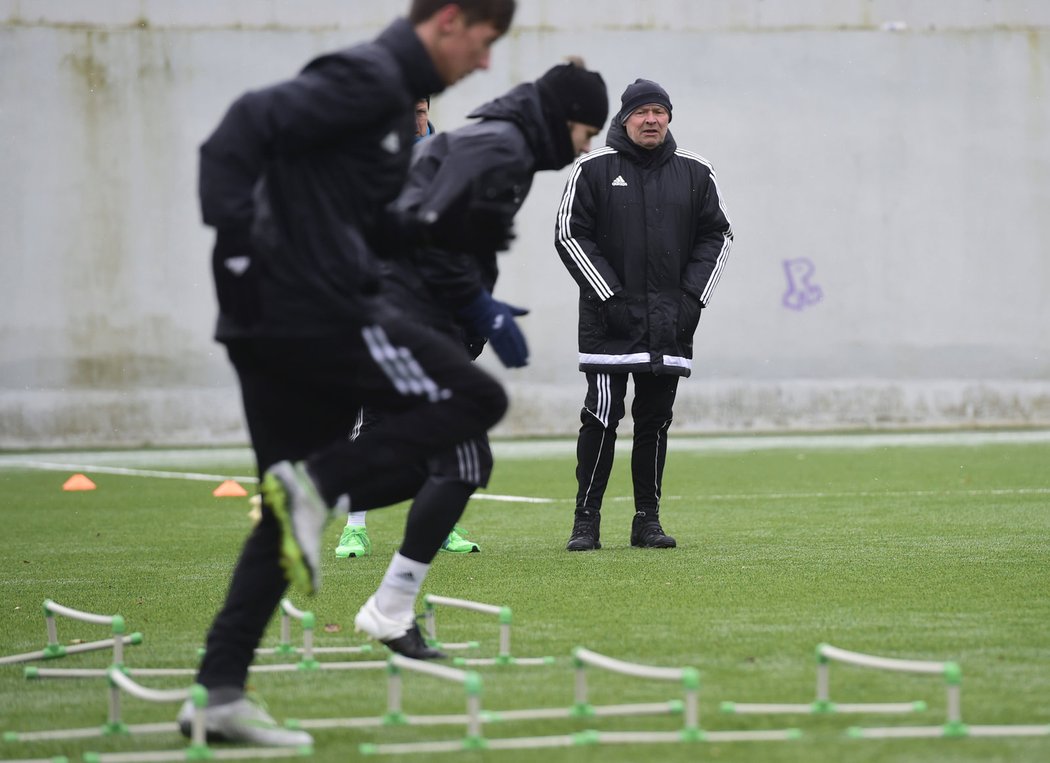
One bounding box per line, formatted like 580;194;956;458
63;474;96;491
213;480;249;498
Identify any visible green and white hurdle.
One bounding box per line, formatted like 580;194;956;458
824;645;1050;740
0;600;142;668
569;648;799;746
83;669;311;762
7;668;311;761
355;654;487;755
721;642;931;716
721;642;1050;740
285;646;689;739
329;648;798;754
253;599;376;673
423;595;553;667
7;667;191;744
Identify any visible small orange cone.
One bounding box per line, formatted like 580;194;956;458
213;480;249;498
63;474;96;491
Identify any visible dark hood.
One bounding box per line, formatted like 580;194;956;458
606;117;677;169
468;82;574;171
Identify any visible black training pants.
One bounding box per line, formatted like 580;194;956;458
197;309;506;690
575;372;679;516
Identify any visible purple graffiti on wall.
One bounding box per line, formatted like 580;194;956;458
782;258;823;311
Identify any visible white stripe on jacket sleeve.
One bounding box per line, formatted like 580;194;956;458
556;148;616;301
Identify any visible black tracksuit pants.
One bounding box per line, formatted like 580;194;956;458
575;372;679;518
197;307;506;690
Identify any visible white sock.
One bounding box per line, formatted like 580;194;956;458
375;553;429;621
346;510;366;528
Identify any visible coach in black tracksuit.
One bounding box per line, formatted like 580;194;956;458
555;78;734;551
188;3;517;745
347;60;610;548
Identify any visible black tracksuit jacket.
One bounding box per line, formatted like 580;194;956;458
198;18;444;340
554;119;734;377
381;81;575;334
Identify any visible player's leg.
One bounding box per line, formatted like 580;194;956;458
629;373;679;548
567;372;628;550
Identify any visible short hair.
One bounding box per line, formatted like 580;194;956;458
409;0;515;34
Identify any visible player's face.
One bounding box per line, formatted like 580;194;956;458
624;104;669;149
415;100;430;137
432;12;503;85
569;122;602;157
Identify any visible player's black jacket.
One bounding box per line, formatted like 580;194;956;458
380;80;576;335
198;18;444;339
554;119;733;377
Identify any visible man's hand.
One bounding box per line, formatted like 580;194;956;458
458;291;530;368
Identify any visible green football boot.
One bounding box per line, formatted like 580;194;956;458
335;525;372;558
440;525;480;553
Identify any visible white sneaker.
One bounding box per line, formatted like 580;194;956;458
262;460;330;596
355;595;446;660
176;696;313;748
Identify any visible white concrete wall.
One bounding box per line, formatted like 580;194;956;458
2;1;1049;447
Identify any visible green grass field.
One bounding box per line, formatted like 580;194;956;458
2;433;1049;762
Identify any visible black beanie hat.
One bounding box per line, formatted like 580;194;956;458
618;78;672;123
536;63;609;129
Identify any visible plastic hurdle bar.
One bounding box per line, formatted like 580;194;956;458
79;669;311;762
249;598;384;674
819;645;1050;740
423;595;553;666
722;642;931;717
5;669;187;744
255;598;373;668
571;648;799;745
355;654;486;755
0;600;143;667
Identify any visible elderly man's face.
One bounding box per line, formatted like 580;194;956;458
624;104;669;149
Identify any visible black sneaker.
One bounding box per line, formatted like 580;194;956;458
566;512;601;551
384;624;447;660
355;595;447;660
630;514;677;548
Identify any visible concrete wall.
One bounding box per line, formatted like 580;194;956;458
2;1;1049;448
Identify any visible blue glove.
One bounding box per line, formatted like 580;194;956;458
458;291;530;368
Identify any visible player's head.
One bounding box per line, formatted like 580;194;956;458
618;78;672;149
411;1;516;86
535;58;609;156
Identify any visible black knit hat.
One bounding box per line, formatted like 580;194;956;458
536;63;609;129
618;78;672;123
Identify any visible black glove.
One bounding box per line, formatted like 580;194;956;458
457;291;529;368
602;295;632;337
211;228;262;328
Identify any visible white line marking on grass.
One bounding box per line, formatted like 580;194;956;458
613;487;1050;503
2;459;551;504
2;429;1045;507
6;460;258;484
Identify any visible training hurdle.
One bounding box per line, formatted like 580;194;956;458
338;648;797;754
423;595;552;667
722;642;931;716
253;598;374;672
0;600;143;667
721;642;1050;740
569;648;799;746
7;668;311;761
28;598;384;681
